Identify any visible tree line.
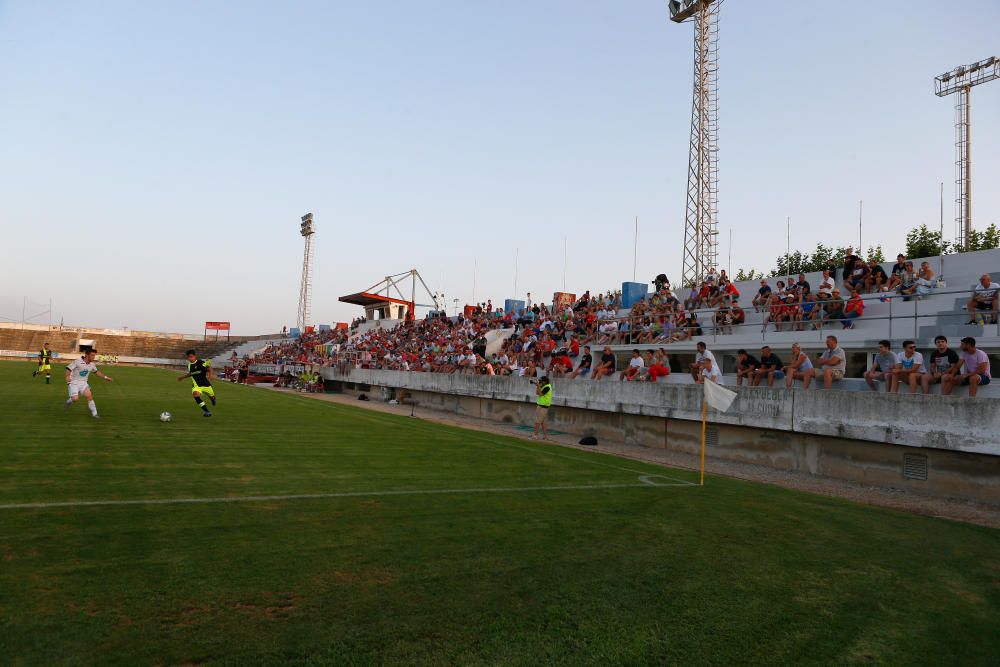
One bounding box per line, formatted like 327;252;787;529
734;223;1000;282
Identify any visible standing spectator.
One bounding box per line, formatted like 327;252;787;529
921;335;961;394
735;349;759;387
809;335;846;389
690;342;717;382
965;274;999;324
842;248;861;288
785;343;815;389
751;346;785;387
620;349;645;382
752;279;772;312
864;340;897;392
592;346;616;380
942;337;992;398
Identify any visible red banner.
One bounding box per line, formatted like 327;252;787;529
205;321;231;331
552;292;576;313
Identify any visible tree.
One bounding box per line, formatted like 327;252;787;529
735;268;763;282
969;223;1000;251
864;245;885;264
905;225;952;259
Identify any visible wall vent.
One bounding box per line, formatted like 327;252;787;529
705;427;719;448
903;453;928;481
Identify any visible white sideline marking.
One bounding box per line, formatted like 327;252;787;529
0;478;695;511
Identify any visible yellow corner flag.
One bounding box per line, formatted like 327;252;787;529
700;379;737;486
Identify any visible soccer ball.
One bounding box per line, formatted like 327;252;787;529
159;412;172;423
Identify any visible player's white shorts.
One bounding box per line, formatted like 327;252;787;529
68;382;91;398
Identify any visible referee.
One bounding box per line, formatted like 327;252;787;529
531;375;553;441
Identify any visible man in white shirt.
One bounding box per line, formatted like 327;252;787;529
891;340;924;394
966;274;999;324
690;341;717;381
697;356;723;385
64;349;113;418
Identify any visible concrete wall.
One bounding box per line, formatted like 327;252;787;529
324;368;1000;456
322;368;1000;505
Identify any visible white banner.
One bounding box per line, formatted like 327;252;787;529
704;378;737;413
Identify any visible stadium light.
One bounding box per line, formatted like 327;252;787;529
669;0;711;23
300;212;315;238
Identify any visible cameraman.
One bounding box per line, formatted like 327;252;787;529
531;375;553;441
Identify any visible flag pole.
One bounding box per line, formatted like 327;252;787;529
700;397;707;486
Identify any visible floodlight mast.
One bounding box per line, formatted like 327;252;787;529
934;56;999;251
670;0;721;287
297;213;315;331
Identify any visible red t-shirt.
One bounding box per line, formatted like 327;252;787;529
648;364;670;379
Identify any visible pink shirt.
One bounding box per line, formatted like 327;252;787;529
960;349;991;378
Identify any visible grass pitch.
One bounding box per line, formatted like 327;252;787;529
0;361;998;666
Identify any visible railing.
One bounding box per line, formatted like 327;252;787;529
585;286;997;347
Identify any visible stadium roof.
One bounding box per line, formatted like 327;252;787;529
338;292;413;308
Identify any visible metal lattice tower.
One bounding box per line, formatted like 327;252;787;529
670;0;720;287
297;213;315;331
934;56;999;251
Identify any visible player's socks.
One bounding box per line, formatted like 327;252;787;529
194;395;210;413
64;398;73;410
209;395;216;406
45;374;50;384
32;370;37;377
87;400;98;417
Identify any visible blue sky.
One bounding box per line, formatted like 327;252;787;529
2;0;998;334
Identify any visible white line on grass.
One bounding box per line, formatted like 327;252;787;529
0;478;695;511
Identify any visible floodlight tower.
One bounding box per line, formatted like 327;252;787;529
669;0;721;287
934;56;999;251
297;212;315;331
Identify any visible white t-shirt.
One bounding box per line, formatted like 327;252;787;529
695;349;717;367
67;357;98;384
701;364;723;384
974;282;999;302
818;277;835;295
897;351;925;373
629;356;645;369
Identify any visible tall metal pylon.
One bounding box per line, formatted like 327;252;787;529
934;56;998;251
297;213;315;331
670;0;720;287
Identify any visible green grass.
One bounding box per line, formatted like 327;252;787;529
0;360;998;666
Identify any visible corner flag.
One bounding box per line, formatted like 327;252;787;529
704;378;737;413
699;379;737;487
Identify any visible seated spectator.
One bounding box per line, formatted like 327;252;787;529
735;348;759;387
730;302;746;328
965;274;999;324
763;293;787;332
865;259;888;293
592;346;616;380
921;335;960;394
653;273;671;292
841;289;864;329
845;259;869;292
690;342;717;382
620;349;645;382
913;261;936;298
816;270;836;300
823;290;845;327
864;339;897;392
714;305;734;335
645;349;671;382
782;294;802;331
942;336;991;398
751;345;785;387
808;335;846;389
842;248;861;287
549;352;574;377
897;262;918;299
800;293;822;330
752;279;772;312
784;343;815;389
886;254;907;291
794;273;810;294
694;355;723;385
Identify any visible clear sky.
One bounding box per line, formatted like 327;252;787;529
2;0;998;335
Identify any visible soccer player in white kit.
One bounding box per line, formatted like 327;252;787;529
65;349;113;418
